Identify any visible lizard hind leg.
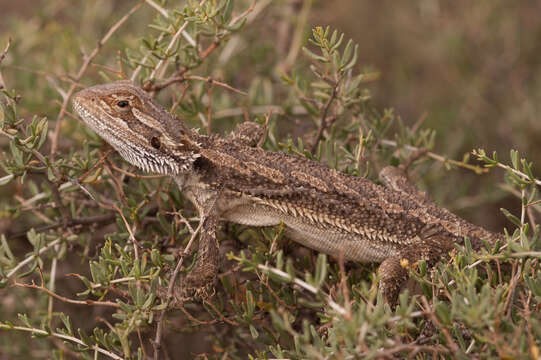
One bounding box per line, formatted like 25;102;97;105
378;234;455;306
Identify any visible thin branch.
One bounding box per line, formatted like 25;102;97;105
113;203;140;259
186;75;247;96
310;85;338;153
131;31;166;81
381;139;488;174
214;104;307;119
277;0;313;73
150;20;191;80
8;213;117;240
0;37;11;66
146;38;222;93
144;0;196;46
13;281;120;308
420;296;460;355
5;238;59;278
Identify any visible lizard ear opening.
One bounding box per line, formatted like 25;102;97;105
150;136;161;149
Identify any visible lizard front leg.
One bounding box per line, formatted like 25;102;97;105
174;199;221;303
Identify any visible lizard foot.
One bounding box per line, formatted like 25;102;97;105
378;234;455;306
378;255;410;307
173;273;217;304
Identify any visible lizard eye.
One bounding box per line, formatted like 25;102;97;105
116;100;130;108
150;137;161;149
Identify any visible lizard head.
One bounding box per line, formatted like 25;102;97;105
73;80;200;175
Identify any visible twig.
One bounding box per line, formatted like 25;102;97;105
420;296;460;356
113;203;140;259
204;300;239;326
170;83;190;113
0;37;11;66
108;161;167;179
148;75;247;96
492;159;541;187
150;20;191;80
205;79;214;133
147;38;222;93
186;75;247;96
381;139;488;174
214;104;307;119
310;85;338;153
67;273;153;290
8;213;117;240
6;239;61;278
13;280;120;308
277;0;313;73
144;0;196;46
131;31;166;81
48;179;72;227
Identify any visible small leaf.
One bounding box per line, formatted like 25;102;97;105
501;208;521;227
510;149;519;169
249;324;259;339
302;47;328;63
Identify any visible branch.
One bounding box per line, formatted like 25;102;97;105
310;85;338;153
0;37;11;67
13;281;120;308
8;213;117;240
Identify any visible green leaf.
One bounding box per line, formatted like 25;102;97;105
302;47;328;63
434;302;451;326
314;254;327;288
500;208;521;227
249;324;259;339
60;314;73;335
510;149;519;169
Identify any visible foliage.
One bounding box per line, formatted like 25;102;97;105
0;1;540;359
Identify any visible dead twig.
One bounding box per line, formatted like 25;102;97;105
14;280;120;308
310;85;338;153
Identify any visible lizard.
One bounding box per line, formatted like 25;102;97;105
72;80;504;305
